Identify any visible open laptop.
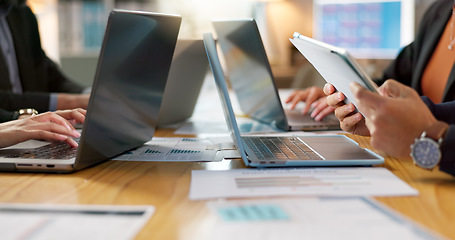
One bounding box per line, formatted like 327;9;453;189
0;10;181;173
158;39;209;126
212;19;340;131
203;32;384;167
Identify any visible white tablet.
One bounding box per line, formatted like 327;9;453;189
290;32;378;109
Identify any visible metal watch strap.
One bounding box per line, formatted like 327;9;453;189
18;108;38;117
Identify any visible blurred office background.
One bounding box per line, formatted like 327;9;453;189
28;0;436;88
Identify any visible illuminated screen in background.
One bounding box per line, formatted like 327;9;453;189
313;0;414;59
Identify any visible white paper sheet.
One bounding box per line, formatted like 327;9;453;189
189;167;418;200
205;197;442;240
113;137;220;162
0;204;154;240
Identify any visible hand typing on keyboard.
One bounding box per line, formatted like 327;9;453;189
0;108;86;149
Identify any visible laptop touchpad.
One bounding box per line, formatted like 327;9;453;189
299;136;379;160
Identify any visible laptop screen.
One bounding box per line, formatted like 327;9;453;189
203;33;251;166
213;19;288;131
213;19;289;130
75;10;181;170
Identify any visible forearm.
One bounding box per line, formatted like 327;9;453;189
421;96;455;176
0;91;50;112
0;109;18;123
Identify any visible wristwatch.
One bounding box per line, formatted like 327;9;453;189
14;108;38;119
410;121;449;170
19;108;38;116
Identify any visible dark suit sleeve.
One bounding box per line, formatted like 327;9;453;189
0;90;50;112
0;108;17;123
39;54;85;94
439;126;455;176
422;96;455;176
378;43;415;87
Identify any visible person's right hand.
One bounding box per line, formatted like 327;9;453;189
0;111;83;148
57;93;90;110
53;108;86;126
285;86;334;120
323;83;370;136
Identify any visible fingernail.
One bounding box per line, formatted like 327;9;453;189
65;123;72;131
72;130;81;138
57;134;68;140
337;93;343;101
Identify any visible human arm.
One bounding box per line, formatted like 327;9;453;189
0;91;90;112
284;86;335;120
0;109;86;148
420;97;455;176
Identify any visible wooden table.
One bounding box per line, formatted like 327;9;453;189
0;129;454;239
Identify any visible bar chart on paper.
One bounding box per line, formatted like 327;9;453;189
235;175;368;188
113;137;219;162
189;168;418;200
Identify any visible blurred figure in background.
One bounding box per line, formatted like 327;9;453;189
0;0;90;113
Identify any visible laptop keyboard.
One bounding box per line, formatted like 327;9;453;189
244;136;323;160
6;139;79;160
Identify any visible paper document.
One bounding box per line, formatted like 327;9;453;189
0;204;155;240
113;137;220;162
206;197;442;240
189;167;418;200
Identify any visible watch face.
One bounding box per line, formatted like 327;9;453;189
411;138;441;169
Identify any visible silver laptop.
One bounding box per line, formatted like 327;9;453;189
212;19;340;131
203;32;384;167
158;39;209;126
0;10;182;173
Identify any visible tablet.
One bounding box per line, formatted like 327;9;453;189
290;32;378;109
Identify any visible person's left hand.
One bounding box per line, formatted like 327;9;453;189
309;97;335;121
285;87;334;120
351;80;438;157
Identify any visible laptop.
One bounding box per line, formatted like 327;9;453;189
0;10;181;173
212;19;340;131
203;32;384;167
158;39;209;126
